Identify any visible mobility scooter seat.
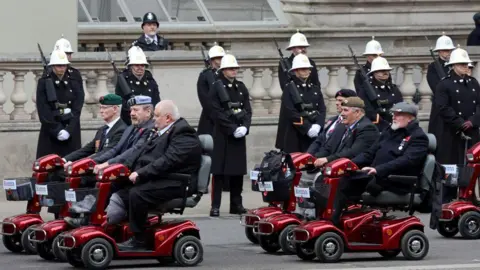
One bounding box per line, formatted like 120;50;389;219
361;133;437;207
150;134;213;215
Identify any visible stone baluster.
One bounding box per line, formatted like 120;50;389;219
95;70;110;117
0;71;8;121
417;64;433;113
399;65;417;104
107;71;115;93
324;66;340;114
31;70;43;120
85;70;98;118
249;68;269;115
262;69;272;112
267;67;282;114
10;71;30;120
80;70;92;120
346;66;357;91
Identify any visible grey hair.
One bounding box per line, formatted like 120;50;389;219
140;104;154;117
156;100;181;120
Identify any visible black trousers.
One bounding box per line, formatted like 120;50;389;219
211;175;243;208
117;181;183;234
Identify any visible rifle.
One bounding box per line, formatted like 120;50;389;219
212;80;245;124
200;45;216;85
37;43;68;112
200;45;210;69
106;49;132;98
425;36;447;80
274;38;317;121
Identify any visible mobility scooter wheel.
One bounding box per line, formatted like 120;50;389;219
437;221;459;238
2;235;23;253
36;241;55;260
314;232;344;263
295;243;315;261
52;235;67;262
80;238;114;269
173;235;204;266
21;226;37;254
458;211;480;239
65;249;84;267
400;230;429;260
258;235;281;253
378;250;401;258
245;227;259;244
278;224;297;254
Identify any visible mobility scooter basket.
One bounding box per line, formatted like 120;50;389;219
443;164;474;188
296;171;318;209
66;187;99;214
37;182;71;207
3;177;36;201
308;174;331;210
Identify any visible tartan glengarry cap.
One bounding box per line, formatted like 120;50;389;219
390;102;418;116
341;96;365;109
127;95;152;106
99;94;122;105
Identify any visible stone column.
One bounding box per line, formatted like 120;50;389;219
0;71;8;120
325;66;340;114
31;70;43;120
249;68;269;115
10;71;30;120
346;66;356;91
267;67;282;114
399;65;417;104
85;70;98;119
418;64;433;113
95;70;109;118
107;71;115;93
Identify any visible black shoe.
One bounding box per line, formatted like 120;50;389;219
117;237;146;250
210;208;220;217
230;205;247;215
64;217;88;228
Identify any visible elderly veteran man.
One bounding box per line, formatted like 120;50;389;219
313;97;379;167
331;102;429;225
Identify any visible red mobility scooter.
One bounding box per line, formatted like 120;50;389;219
56;134;212;268
438;139;480;239
240;152;304;244
1;154;65;254
291;133;437;263
30;158;96;261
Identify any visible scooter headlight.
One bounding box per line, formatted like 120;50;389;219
34;161;40;171
66;165;73;176
97;169;104;181
467;153;474;162
325;167;332;176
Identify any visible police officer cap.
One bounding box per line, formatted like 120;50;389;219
99;94;122;105
474;12;480;21
335;89;357;98
390;102;418;117
341;97;365;109
127;95;152;107
142;12;159;27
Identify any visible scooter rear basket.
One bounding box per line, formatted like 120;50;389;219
37;182;71;207
67;188;99;214
443;165;475;188
3;177;36;201
309;175;331;210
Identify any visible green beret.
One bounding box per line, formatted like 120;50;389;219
99;94;122;105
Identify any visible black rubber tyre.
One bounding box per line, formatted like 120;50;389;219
52;235;67;262
21;226;37;255
314;232;344;263
173;235;204;266
80;238;113;269
278;224;297;254
400;230;429;260
65;249;84;268
2;235;23;253
259;235;281;253
36;241;55;261
378;250;401;258
245;227;259;244
458;211;480;239
295;243;316;261
437;220;459;238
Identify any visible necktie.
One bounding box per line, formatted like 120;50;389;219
340;128;351;144
99;125;109;148
326;117;341;139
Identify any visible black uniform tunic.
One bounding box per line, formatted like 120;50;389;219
427;58;450;134
275;54;321;150
357;76;403;132
36;71;85;158
115;69;160;125
196;68;218;135
354;61;372;93
278;76;326;153
131;34;168;51
208;74;252;176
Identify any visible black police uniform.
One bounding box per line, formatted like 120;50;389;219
353;61;372;92
208;73;252;215
357;76;403;132
278;75;326;153
467;13;480;46
427;57;450;134
275;54;320;150
131;12;168;51
196;67;218;135
115;69;160;125
36;70;84;159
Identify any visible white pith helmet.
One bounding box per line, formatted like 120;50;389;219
128;46;149;66
447;46;473;65
287;29;310;50
53;35;73;53
368;56;392;75
433;32;456;52
48;50;70;66
208;43;226;59
363;36;384;55
289;54;313;72
219;54;240;70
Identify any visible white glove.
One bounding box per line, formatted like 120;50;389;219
234;126;248;138
57;130;70;141
307;124;321;138
63;108;71;115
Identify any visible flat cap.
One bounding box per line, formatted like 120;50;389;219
335;89;357;98
390;102;418;116
341;96;365;109
127;95;152;106
99;94;122;105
